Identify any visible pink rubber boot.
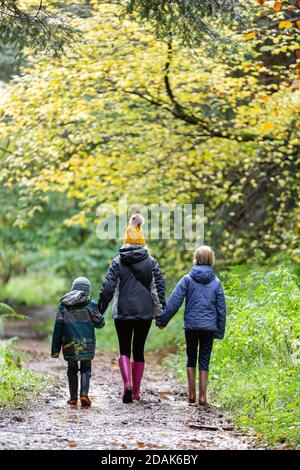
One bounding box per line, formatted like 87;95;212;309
118;355;133;403
132;362;145;400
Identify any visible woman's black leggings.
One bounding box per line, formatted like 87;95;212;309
114;319;152;362
185;330;214;371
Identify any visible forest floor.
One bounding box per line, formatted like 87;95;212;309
0;339;260;450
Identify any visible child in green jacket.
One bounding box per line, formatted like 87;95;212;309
51;277;104;407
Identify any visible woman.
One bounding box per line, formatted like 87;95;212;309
98;213;165;403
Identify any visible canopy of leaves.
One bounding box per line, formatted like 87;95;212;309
0;0;299;282
0;0;250;54
121;0;249;49
0;0;77;54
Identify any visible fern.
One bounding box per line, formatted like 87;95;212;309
0;303;24;320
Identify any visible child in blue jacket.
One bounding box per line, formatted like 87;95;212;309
156;246;226;405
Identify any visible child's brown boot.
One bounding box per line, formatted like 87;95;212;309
187;367;196;403
80;396;91;407
199;370;209;405
67;399;78;406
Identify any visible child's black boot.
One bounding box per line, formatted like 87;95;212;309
80;360;92;407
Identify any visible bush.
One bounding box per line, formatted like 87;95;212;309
0;273;66;307
0;339;49;408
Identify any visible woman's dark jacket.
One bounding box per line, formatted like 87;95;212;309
51;290;105;361
156;264;226;339
98;245;166;320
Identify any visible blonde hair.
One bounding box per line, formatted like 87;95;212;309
193;245;215;266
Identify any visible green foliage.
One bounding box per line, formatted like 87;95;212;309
0;0;78;55
0;302;16;317
0;366;46;409
0;338;48;408
0;337;21;365
122;0;249;50
0;303;24;338
0;0;250;56
0;1;299;273
166;263;300;447
0;273;66;307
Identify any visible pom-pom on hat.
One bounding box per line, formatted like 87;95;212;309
124;213;145;246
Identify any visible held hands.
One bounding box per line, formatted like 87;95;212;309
155;318;166;329
155;307;167;329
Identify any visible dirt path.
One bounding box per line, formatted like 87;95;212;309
0;340;257;450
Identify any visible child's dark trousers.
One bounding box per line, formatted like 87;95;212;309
185;330;214;371
67;360;92;400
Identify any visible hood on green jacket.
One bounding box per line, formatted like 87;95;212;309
60;290;90;307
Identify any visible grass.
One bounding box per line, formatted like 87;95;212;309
165;263;300;448
0;339;49;409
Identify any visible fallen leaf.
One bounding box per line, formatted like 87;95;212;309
68;442;77;448
159;391;173;400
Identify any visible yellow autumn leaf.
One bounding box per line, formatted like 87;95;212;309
279;21;293;29
262;121;274;130
245;32;257;40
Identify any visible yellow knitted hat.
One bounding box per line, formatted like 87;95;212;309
124;213;145;246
